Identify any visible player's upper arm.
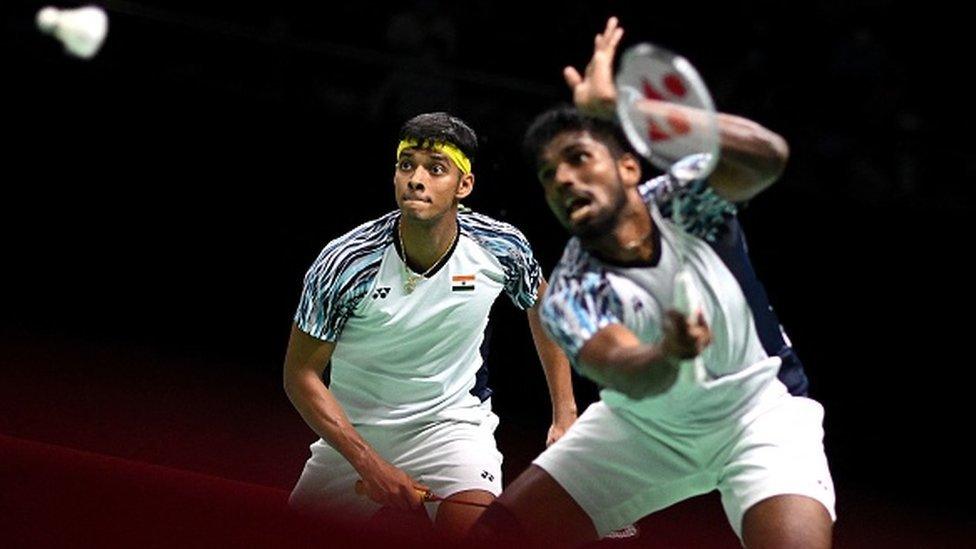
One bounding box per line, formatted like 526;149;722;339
538;271;625;363
529;278;550;311
295;232;386;340
295;252;359;341
708;113;790;203
497;228;542;310
283;323;336;388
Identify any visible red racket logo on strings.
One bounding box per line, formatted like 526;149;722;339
642;75;693;142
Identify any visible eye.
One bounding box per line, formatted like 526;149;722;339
397;159;414;171
569;151;589;165
429;163;447;175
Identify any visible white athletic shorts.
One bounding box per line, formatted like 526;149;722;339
289;399;503;521
533;387;836;539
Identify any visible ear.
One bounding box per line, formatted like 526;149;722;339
456;172;475;200
617;153;642;188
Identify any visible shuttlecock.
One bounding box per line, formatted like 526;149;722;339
37;5;108;59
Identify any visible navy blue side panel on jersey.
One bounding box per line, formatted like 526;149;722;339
708;217;810;396
470;319;493;402
461;209;543;402
645;175;809;396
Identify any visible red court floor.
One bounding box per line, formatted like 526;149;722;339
2;334;971;547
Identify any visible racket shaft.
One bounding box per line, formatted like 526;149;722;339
673;269;700;317
673;269;707;383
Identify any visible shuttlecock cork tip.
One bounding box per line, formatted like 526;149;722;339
36;7;59;33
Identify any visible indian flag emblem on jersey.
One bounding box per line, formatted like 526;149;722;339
451;274;475;292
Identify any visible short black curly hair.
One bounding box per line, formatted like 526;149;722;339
398;112;478;167
522;105;635;167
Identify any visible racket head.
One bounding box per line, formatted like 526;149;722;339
615;42;719;178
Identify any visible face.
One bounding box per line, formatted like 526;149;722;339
394;147;473;222
536;131;640;238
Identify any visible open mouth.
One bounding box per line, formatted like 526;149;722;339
565;196;593;222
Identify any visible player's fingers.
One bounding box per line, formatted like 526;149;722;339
415;486;433;507
366;485;392;507
608;27;624;50
393;494;416;510
662;309;680;334
692;330;707;351
597;18;620;49
694;310;708;328
547;424;566;446
392;485;422;509
669;310;692;340
681;313;707;350
689;321;711;350
564;66;583;88
671;309;693;328
663;310;694;353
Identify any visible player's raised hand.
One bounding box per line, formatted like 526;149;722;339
564;16;625;117
359;459;429;510
661;310;712;360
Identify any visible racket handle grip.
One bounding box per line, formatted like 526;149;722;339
354;479;432;501
673;269;700;319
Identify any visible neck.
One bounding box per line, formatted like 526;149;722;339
399;209;458;272
581;192;654;264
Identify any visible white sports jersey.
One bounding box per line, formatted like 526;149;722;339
295;209;541;426
542;176;781;424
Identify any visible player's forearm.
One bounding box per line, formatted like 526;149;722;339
283;370;382;474
709;113;790;202
528;310;578;420
542;356;577;421
579;335;679;398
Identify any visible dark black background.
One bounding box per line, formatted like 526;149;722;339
3;0;973;525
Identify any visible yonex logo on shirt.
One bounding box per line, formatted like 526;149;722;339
480;470;495;482
372;287;391;299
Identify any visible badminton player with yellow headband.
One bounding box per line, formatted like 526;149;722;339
396;138;472;175
284;112;577;541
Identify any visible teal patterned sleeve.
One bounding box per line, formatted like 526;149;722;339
460;212;542;310
647;174;738;242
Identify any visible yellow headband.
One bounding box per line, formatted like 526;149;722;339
397;139;472;175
